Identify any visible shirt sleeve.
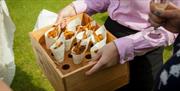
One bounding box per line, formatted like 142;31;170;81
72;0;110;15
114;27;177;64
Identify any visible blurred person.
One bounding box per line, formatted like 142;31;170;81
149;2;180;91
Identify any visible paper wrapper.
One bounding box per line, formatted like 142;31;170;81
76;31;84;42
50;33;65;63
90;20;96;27
90;26;107;57
64;17;82;51
65;35;75;51
45;27;60;48
71;37;91;64
76;30;92;42
66;17;82;32
71;51;85;64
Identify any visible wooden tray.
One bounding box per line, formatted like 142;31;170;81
29;13;129;91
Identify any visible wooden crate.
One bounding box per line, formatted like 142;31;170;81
29;13;129;91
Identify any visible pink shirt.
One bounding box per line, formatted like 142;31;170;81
72;0;180;64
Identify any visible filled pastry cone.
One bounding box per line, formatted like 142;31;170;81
71;37;91;64
64;30;75;51
90;25;107;57
71;41;86;64
91;25;107;44
76;30;92;42
86;20;98;31
45;25;61;48
50;35;65;63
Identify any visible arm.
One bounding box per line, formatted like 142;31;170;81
114;27;177;64
72;0;110;15
56;0;110;25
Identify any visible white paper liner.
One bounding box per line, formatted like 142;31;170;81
50;33;65;63
45;27;59;48
90;26;107;57
66;17;82;32
65;36;75;51
90;37;106;57
71;51;85;64
90;20;96;27
64;17;80;51
71;37;91;64
76;30;92;42
91;25;107;44
81;37;91;51
76;31;84;42
85;30;93;37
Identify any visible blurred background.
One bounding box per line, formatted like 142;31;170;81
5;0;171;91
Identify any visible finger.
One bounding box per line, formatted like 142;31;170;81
149;13;164;24
85;62;103;76
150;0;156;13
91;50;102;61
148;18;161;28
85;56;106;76
155;9;178;19
87;61;97;67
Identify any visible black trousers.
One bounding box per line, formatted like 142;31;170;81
104;17;164;91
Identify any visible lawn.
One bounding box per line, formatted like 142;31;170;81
6;0;107;91
6;0;171;91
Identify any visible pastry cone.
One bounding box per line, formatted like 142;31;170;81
64;30;75;51
71;37;90;64
45;26;60;48
50;40;65;63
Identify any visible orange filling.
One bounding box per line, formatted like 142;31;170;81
48;28;59;38
73;42;86;55
64;31;75;40
93;32;103;42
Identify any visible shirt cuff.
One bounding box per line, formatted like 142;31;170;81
114;37;134;64
72;0;87;14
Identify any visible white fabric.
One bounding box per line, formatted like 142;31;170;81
0;0;16;85
34;9;58;30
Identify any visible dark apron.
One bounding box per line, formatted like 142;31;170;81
104;17;163;91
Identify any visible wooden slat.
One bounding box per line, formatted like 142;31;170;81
64;63;129;91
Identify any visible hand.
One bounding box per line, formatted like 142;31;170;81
55;4;77;28
85;42;120;76
0;80;12;91
149;2;180;33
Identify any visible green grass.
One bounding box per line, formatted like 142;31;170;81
163;46;173;63
6;0;107;91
